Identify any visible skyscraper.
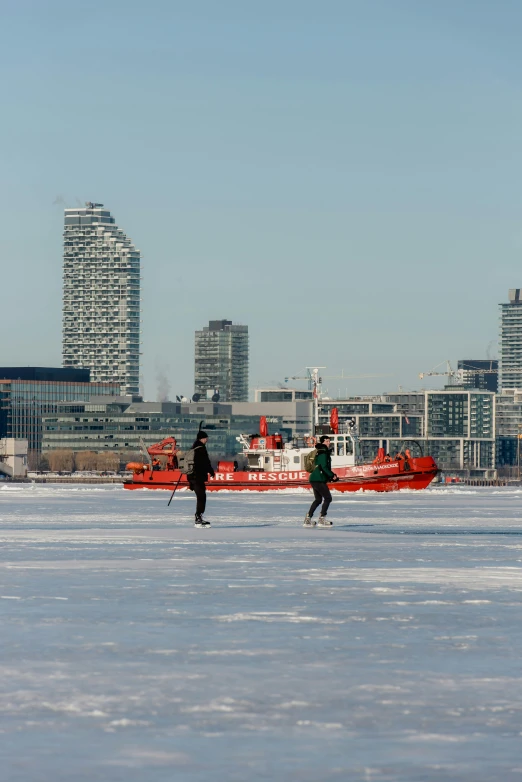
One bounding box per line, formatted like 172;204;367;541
499;289;522;391
194;319;249;402
62;203;140;395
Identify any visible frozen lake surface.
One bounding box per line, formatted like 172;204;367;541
1;483;522;781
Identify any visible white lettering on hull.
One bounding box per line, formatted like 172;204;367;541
364;462;399;472
247;471;308;481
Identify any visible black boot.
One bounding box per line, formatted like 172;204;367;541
195;513;210;528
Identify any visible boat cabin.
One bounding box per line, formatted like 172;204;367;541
240;432;358;472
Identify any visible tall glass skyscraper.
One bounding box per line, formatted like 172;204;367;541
194;320;249;402
62;203;140;395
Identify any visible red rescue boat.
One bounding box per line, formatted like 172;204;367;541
123;418;438;493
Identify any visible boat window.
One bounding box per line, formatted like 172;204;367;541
293;456;300;463
337;441;345;456
265;457;270;463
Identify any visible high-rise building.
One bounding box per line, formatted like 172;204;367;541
499;289;522;391
194;319;249;402
62;203;140;395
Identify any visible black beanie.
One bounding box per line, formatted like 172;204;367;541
197;430;208;440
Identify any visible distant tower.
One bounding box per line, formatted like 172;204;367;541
62;203;140;395
194;319;249;402
499;289;522;391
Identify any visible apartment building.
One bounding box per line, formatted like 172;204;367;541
194;320;248;402
62;203;140;395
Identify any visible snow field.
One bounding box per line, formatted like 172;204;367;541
1;484;522;781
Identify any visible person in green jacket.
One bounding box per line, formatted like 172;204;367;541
304;435;339;527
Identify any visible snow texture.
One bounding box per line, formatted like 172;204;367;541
1;483;522;781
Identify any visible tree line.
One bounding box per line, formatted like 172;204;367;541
38;450;138;473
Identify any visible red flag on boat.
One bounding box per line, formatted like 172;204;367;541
259;416;268;437
330;407;339;434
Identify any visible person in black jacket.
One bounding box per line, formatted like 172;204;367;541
188;430;215;527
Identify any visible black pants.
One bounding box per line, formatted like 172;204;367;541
189;478;207;516
308;482;332;517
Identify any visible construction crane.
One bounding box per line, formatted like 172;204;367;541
285;367;387;389
419;361;460;385
285;367;326;392
419;360;504;386
284;367;389;425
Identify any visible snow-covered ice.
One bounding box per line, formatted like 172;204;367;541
1;483;522;781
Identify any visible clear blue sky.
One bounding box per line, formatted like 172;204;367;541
2;0;522;399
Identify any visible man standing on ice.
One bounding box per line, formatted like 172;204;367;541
188;430;215;527
304;435;338;527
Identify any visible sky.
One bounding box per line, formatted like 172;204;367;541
2;0;522;400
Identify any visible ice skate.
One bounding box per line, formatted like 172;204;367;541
194;514;210;528
303;515;316;527
317;516;333;527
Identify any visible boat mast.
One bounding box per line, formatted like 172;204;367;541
309;367;325;430
284;366;325;433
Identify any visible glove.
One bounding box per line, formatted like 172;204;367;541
331;474;340;482
209;470;215;479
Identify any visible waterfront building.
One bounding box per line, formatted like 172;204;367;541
194;320;248;402
424;389;495;472
318;389;495;475
495;388;522;467
499;289;522;391
0;367;120;467
457;359;498;392
62;203;140;395
318;396;424;463
42;398;286;460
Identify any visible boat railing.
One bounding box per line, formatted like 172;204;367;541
236;433;251;449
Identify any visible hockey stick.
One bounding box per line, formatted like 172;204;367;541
167;473;183;506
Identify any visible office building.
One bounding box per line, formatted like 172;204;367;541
499;289;522;391
62;202;140;395
42;398;286;459
458;360;498;392
255;389;314;403
0;367;120;467
194;319;248;402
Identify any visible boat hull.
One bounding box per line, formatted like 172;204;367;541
123;457;438;493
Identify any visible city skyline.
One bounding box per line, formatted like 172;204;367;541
2;2;522;398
